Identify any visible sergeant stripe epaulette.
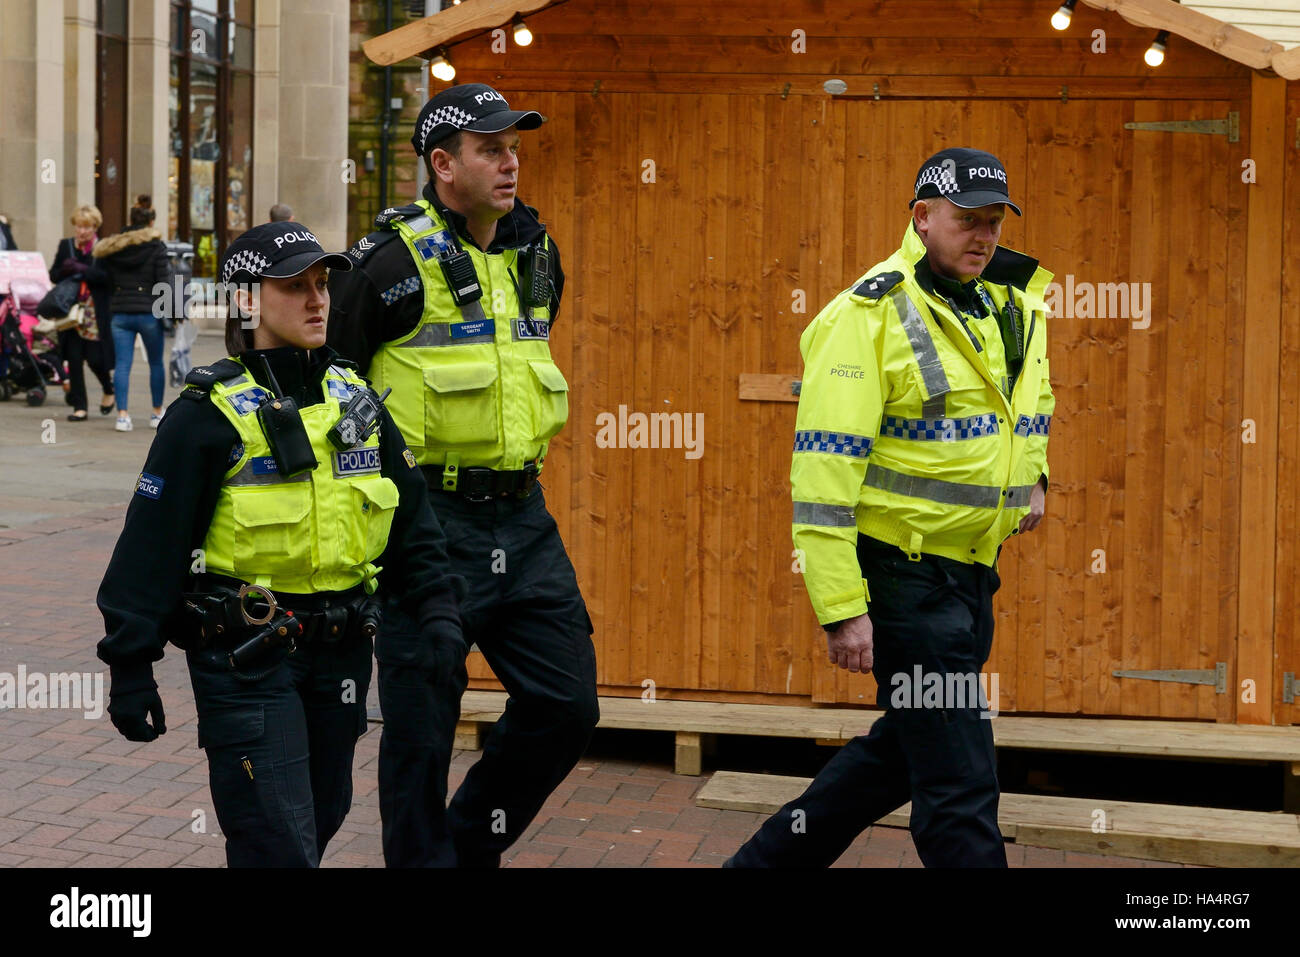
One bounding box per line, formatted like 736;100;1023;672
346;229;400;262
372;203;426;229
853;270;904;300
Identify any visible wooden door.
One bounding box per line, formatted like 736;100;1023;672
464;88;1250;719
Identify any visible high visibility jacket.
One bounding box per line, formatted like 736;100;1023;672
200;359;399;594
367;200;569;478
792;223;1055;625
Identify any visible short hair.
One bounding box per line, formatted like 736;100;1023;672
71;204;102;230
269;203;294;222
423;131;464;182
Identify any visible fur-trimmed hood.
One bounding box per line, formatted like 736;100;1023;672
92;226;163;258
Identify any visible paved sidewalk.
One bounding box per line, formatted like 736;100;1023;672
0;332;1180;868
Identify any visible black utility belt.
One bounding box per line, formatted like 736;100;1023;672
421;461;539;502
176;576;379;654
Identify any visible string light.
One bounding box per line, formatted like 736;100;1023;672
1050;0;1077;31
1144;30;1169;67
512;15;533;46
430;47;455;82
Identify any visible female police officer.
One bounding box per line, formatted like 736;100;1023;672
95;221;466;867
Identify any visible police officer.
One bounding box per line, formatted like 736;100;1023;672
727;149;1055;868
328;83;598;867
96;221;465;868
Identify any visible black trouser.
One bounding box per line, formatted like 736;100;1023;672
57;329;112;412
727;536;1006;868
376;484;599;867
186;621;373;868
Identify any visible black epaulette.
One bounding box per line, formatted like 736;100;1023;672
853;270;904;300
345;229;402;264
372;203;425;229
180;358;246;400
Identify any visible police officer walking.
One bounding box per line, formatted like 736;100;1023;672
727;149;1055;868
328;83;598;867
96;221;465;867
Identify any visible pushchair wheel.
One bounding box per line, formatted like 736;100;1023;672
26;387;45;407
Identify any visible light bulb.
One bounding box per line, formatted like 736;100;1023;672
1144;32;1167;68
1051;1;1076;31
430;55;455;82
513;17;533;46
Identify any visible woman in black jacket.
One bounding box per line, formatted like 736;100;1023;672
97;221;465;867
90;195;171;432
50;204;115;420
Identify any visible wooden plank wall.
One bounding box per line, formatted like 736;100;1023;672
1274;80;1300;726
441;0;1276;718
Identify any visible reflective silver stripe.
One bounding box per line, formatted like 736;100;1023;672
792;501;857;527
399;304;495;348
890;289;951;408
226;461;311;487
406;214;435;234
865;464;1012;509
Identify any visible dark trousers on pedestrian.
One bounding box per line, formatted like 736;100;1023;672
186;628;373;867
57;329;112;412
376;484;599;867
727;535;1007;868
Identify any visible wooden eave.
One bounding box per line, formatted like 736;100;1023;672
363;0;1298;80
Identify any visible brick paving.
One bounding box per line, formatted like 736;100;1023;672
0;333;1185;868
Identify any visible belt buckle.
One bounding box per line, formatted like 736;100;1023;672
460;467;495;503
514;461;539;499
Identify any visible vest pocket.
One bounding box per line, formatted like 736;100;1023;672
526;359;569;442
424;363;499;447
229;485;312;578
345;476;400;565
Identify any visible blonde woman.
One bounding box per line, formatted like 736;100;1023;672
51;204;115;420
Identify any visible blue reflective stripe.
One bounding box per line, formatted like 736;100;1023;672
225;387;270;416
1014;414;1052;437
380;276;421;305
326;378;359;401
793;430;873;458
879;413;999;441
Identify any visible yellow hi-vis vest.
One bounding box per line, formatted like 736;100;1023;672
367;200;569;479
200;359;400;594
792;223;1055;625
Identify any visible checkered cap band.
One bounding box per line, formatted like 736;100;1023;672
915;164;960;198
222;249;273;284
418;105;477;153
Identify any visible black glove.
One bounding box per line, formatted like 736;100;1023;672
428;630;469;687
107;662;166;742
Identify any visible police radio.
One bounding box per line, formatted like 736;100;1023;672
328;387;391;451
526;242;552;309
256;357;318;477
999;284;1025;364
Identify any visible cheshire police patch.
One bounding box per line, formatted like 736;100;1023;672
135;472;164;500
402;449;417;469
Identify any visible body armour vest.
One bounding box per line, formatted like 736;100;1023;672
367;200;569;472
200;359;399;594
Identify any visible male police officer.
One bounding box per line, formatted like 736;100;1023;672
328;83;597;867
727;149;1054;868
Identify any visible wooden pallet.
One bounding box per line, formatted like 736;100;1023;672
696;770;1300;867
454;691;1300;800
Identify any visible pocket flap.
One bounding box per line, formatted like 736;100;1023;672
527;359;569;393
231;486;311;526
356;477;399;510
197;706;264;749
424;363;498;394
